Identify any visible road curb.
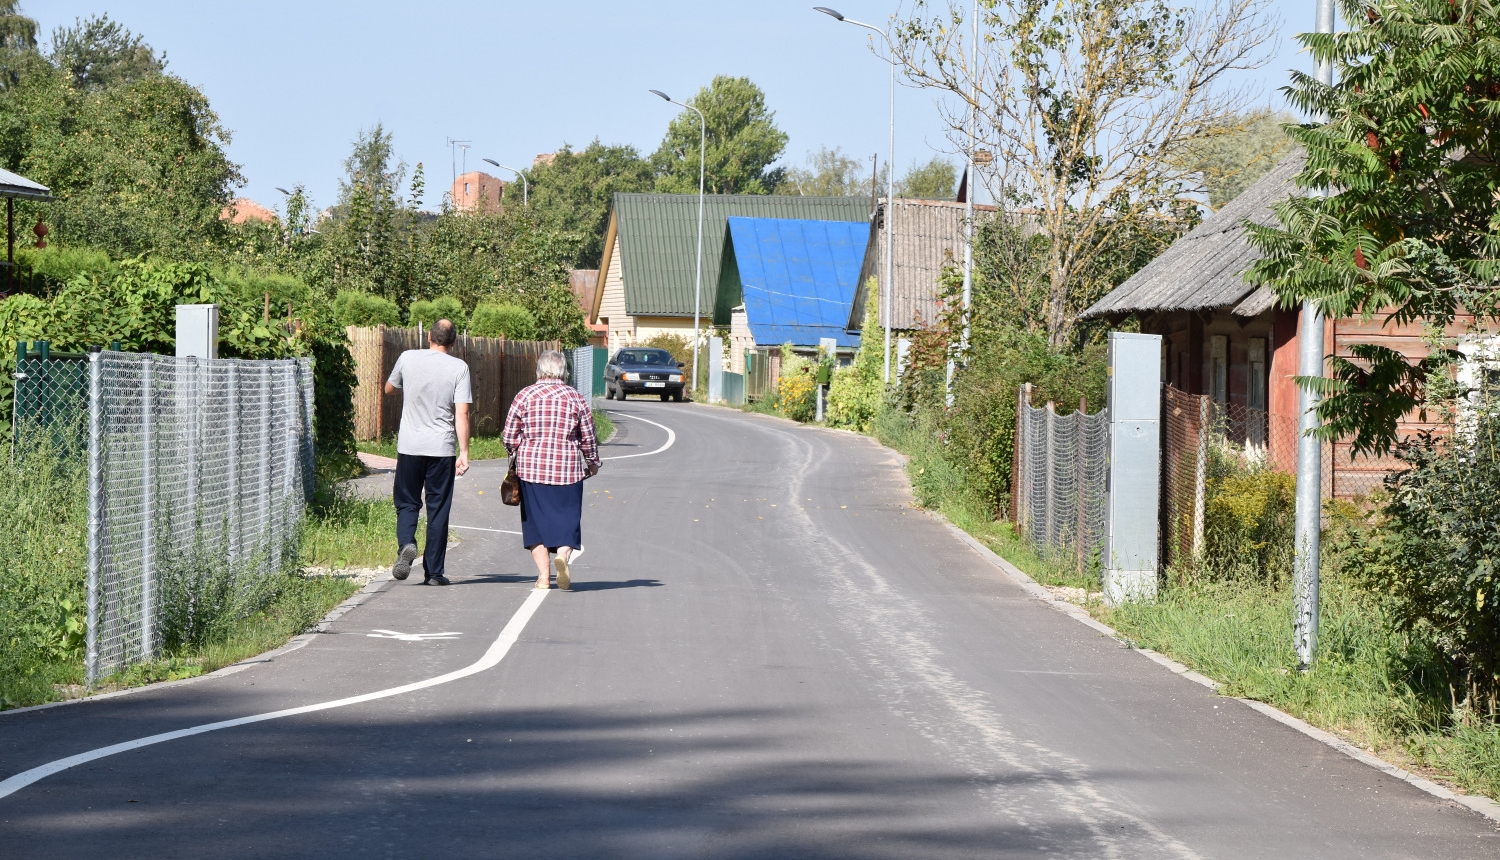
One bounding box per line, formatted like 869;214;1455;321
938;515;1500;824
0;572;394;719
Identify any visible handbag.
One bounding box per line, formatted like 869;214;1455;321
501;454;522;506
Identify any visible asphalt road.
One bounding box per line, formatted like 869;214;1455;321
2;400;1497;859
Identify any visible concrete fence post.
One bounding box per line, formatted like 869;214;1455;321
85;350;102;686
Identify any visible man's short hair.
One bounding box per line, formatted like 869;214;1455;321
430;319;457;347
536;350;569;380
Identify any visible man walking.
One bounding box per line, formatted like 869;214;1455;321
385;318;471;585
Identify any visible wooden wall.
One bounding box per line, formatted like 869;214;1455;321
346;326;559;441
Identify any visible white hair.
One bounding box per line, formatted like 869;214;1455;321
536;350;569;381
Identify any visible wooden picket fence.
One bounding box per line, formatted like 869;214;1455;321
346;326;559;440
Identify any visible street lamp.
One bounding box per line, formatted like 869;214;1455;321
816;6;896;383
482;158;528;205
650;88;707;394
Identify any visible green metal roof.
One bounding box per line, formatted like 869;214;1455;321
614;193;872;318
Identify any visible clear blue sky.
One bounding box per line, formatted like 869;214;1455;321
33;0;1321;215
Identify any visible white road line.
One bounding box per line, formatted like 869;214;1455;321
450;525;523;535
600;411;676;460
0;588;550;800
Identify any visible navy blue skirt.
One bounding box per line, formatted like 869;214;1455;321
519;479;584;550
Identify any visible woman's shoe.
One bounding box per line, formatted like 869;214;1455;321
554;556;571;591
534;580;550;590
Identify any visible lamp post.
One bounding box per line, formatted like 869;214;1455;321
816;6;896;383
481;158;528;205
650;89;707;393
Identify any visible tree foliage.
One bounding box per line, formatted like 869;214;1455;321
651;76;788;195
48;13;164;90
1245;0;1500;455
779;146;874;197
518;140;653;268
0;7;239;259
894;0;1277;347
899;157;957;199
1180;108;1297;210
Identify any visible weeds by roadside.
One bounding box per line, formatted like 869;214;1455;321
869;397;1500;801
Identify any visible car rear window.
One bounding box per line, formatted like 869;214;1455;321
619;350;674;366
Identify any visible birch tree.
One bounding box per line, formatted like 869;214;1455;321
891;0;1278;347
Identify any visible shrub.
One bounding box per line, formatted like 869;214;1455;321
640;332;692;367
409;296;466;329
828;278;886;432
777;345;817;422
470;303;538;340
1374;420;1500;714
332;290;402;328
1201;468;1296;584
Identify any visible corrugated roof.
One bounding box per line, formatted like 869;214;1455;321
719;217;867;349
847;199;998;331
1080;149;1306;319
613;193;871;318
0;167;51;201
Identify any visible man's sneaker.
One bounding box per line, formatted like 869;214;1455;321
424;574;450;586
392;543;418;581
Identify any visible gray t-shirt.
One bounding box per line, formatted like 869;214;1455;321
388;349;473;457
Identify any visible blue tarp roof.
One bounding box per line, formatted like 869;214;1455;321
724;216;867;349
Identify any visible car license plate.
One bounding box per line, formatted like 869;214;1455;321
645;382;666;388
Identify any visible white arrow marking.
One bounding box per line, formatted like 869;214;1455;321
366;630;462;642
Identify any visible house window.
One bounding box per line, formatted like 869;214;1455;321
1248;338;1267;411
1210;335;1228;403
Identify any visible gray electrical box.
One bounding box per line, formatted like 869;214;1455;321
1103;332;1162;604
176;304;219;359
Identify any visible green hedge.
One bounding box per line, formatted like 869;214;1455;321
470;303;537;340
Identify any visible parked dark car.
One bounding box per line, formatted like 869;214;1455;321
604;348;686;401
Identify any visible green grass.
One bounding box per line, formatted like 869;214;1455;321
357;410;616;460
865;403;1500;800
300;488;409;571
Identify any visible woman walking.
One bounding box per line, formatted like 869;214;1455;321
503;350;601;590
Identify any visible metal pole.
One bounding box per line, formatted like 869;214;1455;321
949;0;978;405
884;24;895;384
140;356;154;663
1044;402;1057;554
260;364;271;569
692;106;706;395
85;350;102;686
1294;0;1336;669
228;363;239;565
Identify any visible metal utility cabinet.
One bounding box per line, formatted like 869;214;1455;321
1102;332;1162;604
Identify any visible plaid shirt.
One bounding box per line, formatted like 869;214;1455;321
503;379;600;485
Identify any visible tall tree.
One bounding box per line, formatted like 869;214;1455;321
779;146;873;196
14;70;242;257
1180;108;1296;209
48;14;164;90
899;156;957;199
0;1;35;53
517;140;653;268
651;75;788;195
322;124;415;301
894;0;1277;347
1246;0;1500;456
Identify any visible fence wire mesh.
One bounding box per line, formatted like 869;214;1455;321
569;346;594;400
82;352;314;683
1160;385;1390;573
1014;394;1110;571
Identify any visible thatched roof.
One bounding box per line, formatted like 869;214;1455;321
1080;149;1306;320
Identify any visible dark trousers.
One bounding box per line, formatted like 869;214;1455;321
394;454;456;579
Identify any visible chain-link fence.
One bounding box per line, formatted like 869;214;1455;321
76;352;314;683
1013;387;1110;572
13;342;89;453
1160;385;1390;573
